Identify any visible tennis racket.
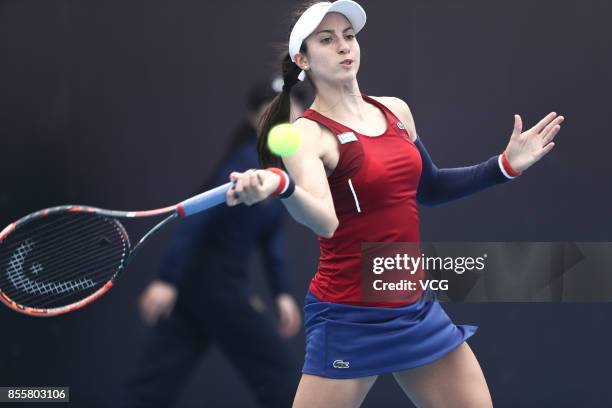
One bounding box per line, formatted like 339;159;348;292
0;182;234;317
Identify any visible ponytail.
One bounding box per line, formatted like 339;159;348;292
258;0;319;168
257;53;303;168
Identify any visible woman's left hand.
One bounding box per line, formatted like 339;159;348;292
503;112;564;173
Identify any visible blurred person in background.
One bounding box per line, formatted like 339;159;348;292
112;78;307;408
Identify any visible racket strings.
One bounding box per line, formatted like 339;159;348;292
0;218;128;280
0;215;125;288
25;257;127;310
0;236;126;302
0;213;129;309
1;251;123;307
0;212;110;259
0;211;92;251
3;249;125;309
6;257;124;309
34;265;124;310
0;220;125;275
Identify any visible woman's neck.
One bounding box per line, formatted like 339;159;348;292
311;79;368;119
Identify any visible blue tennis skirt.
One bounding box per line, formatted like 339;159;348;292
302;290;477;379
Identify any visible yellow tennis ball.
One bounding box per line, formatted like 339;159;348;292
267;123;302;157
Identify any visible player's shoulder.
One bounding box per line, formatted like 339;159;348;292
293;116;326;141
370;96;417;141
370;96;413;117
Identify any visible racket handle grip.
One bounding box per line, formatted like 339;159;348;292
177;181;234;217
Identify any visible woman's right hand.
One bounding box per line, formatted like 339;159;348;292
226;169;280;207
139;280;178;326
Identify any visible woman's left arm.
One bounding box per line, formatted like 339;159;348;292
380;97;564;207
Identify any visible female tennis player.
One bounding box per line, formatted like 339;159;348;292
227;1;564;407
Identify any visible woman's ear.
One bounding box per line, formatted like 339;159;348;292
294;53;309;71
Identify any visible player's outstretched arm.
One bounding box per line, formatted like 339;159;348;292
380;97;564;207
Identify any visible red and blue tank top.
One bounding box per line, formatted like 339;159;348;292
302;95;423;307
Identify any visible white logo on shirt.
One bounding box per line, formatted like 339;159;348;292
337;132;358;144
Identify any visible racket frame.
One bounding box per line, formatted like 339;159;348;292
0;181;233;316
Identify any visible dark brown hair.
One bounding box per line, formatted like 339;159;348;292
257;1;320;168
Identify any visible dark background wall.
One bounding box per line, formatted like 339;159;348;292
1;0;610;407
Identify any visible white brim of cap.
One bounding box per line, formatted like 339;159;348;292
289;0;367;66
327;0;366;33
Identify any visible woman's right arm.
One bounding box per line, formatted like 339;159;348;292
226;118;339;238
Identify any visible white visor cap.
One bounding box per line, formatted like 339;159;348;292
289;0;366;81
